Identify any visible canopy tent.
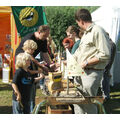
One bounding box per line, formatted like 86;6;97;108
92;6;120;84
0;6;11;59
0;12;11;58
0;6;11;13
92;6;120;44
0;6;21;76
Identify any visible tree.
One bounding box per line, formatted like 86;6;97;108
45;6;99;51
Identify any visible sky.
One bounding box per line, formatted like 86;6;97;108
0;0;120;6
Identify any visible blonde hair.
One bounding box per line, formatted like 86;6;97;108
22;40;37;51
15;53;31;69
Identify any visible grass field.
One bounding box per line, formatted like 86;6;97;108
0;79;44;114
1;79;120;114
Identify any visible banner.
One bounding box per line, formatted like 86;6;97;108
11;6;47;37
66;49;86;76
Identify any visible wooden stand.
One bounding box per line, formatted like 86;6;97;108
48;105;72;114
47;72;63;94
38;72;104;114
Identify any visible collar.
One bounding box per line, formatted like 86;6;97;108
85;22;95;34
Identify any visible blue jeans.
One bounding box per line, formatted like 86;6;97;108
12;100;30;114
30;84;36;113
30;101;35;113
39;78;45;85
12;100;23;114
102;72;111;99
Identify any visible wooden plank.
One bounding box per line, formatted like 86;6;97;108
42;96;104;105
48;105;72;114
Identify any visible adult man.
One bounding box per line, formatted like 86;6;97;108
15;25;56;72
73;9;111;114
102;35;116;100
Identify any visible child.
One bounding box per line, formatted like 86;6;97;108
22;40;46;113
12;53;33;114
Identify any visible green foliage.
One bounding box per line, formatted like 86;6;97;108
45;6;99;51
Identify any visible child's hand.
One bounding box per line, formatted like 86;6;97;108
15;92;21;102
38;68;43;73
40;61;47;65
34;73;45;83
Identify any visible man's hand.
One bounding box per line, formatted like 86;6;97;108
42;64;49;73
81;60;88;69
81;58;99;69
49;63;60;72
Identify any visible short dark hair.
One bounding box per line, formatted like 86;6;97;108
37;25;50;32
75;9;92;22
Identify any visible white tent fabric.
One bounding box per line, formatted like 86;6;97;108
92;6;120;44
92;6;120;85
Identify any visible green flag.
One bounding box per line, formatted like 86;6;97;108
11;6;47;37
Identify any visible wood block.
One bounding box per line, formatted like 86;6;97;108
48;72;63;94
48;105;72;114
49;72;62;82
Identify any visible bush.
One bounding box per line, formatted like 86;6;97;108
45;6;99;51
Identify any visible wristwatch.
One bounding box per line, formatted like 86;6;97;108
85;60;88;66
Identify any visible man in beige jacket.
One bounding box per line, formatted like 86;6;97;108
73;8;111;114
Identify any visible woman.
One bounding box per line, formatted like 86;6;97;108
62;25;84;64
65;25;84;54
62;26;84;113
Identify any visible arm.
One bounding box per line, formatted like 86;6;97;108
42;52;57;71
31;55;49;73
34;73;45;83
31;56;45;68
42;52;52;66
28;69;42;74
94;29;111;62
12;83;21;102
81;29;111;69
81;57;99;69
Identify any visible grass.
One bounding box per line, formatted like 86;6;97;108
0;79;43;114
0;81;12;114
103;84;120;114
1;79;120;114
